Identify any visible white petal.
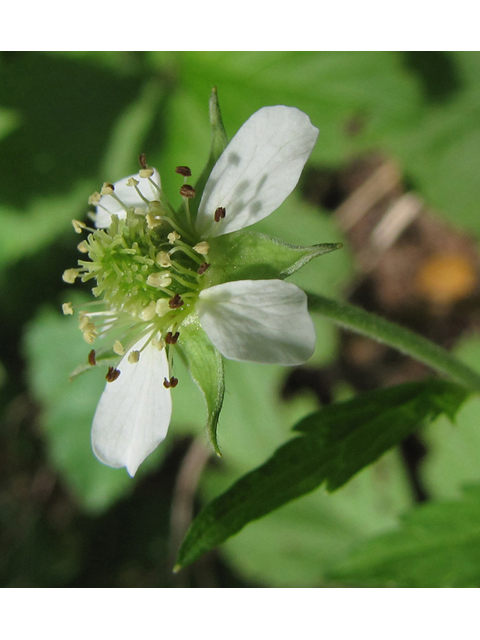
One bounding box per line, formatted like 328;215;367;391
91;337;172;476
196;279;315;365
95;168;162;228
196;106;319;238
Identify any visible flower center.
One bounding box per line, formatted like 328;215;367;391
63;166;212;386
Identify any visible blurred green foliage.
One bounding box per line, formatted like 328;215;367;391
1;51;480;587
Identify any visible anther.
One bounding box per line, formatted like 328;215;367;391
169;294;184;309
139;153;148;170
106;367;121;382
77;240;89;253
179;184;196;198
62;302;74;315
128;351;140;364
139;168;154;178
152;337;165;351
197;262;210;275
193;241;210;255
147;272;172;288
156;251;172;268
101;182;115;196
168;231;181;244
63;268;80;284
214;206;226;222
113;340;125;356
88;192;101;206
155;298;170;317
140;301;157;321
165;331;180;345
126;177;139;187
175;166;192;177
163;376;178;389
83;330;98;345
146;212;161;229
72;219;87;234
88;349;96;366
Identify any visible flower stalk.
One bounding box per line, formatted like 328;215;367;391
307;292;480;392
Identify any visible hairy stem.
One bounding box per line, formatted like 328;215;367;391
307;292;480;392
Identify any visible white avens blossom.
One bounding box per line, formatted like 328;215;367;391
64;106;319;476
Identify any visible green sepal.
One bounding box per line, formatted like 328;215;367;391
204;229;342;287
192;87;228;215
178;88;228;230
176;313;225;455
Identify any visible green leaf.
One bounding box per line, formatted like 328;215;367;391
176;313;224;455
204;229;342;287
385;52;480;233
175;379;468;570
329;484;480;587
294;380;468;492
422;336;480;501
0;53;166;268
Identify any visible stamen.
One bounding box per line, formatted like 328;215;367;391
169;272;198;290
72;220;87;234
113;340;125;356
100;183;115;196
128;351;140;364
165;331;180;345
214;207;226;222
139;153;147;170
146;212;162;229
126;177;139;187
133;183;150;205
175;166;192;177
155;299;171;318
62;302;74;315
152;337;165;351
106;367;121;382
168;231;181;244
83;330;98;345
63;268;80;284
146;272;173;288
140;301;157;321
197;262;210;275
156;251;172;268
139;168;154;179
163;376;179;389
169;294;184;309
179;185;196;198
77;241;89;253
193;241;210;255
88;349;96;366
169;241;203;264
88;192;101;206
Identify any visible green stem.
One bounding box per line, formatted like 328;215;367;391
307;292;480;392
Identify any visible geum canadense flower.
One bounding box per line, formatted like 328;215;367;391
64;105;325;476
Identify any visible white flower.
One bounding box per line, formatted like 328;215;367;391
70;106;319;476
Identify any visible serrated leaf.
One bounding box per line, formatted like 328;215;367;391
176;313;224;454
204;229;341;287
329;484;480;587
175;379;468;570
